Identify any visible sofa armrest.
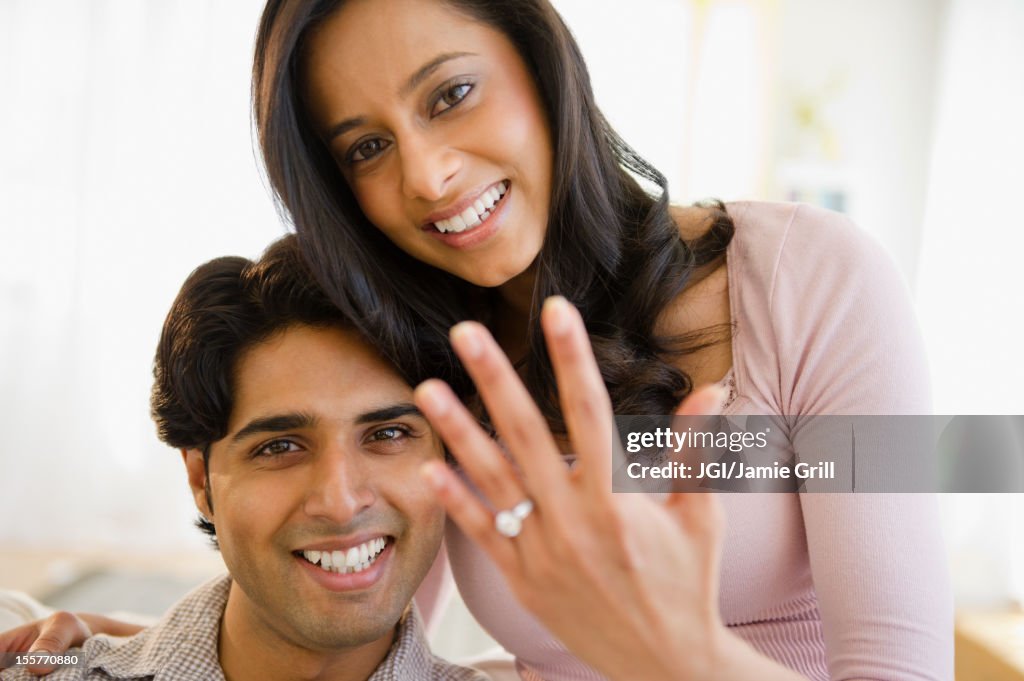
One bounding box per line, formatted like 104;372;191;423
0;590;53;632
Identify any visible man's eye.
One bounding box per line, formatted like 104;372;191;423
254;439;301;458
348;138;390;163
431;82;473;116
367;426;412;444
370;426;406;441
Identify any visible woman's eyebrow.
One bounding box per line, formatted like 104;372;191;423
325;51;477;143
398;51;476;98
326;116;366;143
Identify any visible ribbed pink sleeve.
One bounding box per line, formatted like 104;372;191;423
413;538;455;635
728;202;954;680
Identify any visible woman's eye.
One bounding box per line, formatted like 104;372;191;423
254;439;301;458
348;137;390;163
431;82;473;116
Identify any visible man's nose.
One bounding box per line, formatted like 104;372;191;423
399;133;461;202
303;448;375;524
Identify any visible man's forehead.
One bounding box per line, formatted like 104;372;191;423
229;325;413;428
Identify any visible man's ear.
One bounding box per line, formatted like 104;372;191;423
182;449;213;519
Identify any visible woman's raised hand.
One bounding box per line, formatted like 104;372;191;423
414;296;750;681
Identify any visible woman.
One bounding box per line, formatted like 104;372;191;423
2;0;953;678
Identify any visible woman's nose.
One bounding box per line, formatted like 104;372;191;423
399;134;462;202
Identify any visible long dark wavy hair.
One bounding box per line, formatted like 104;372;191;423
253;0;735;425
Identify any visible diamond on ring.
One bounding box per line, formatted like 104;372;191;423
494;499;534;538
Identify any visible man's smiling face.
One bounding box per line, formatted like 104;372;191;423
184;323;445;650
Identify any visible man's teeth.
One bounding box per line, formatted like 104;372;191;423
433;181;509;234
301;537;387;575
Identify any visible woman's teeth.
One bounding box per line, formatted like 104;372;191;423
433;181;509;234
301;537;387;575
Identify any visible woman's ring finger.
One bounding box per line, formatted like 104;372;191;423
494;498;535;538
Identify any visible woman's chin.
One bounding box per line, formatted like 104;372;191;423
475;262;539;290
435;256;535;289
466;270;516;288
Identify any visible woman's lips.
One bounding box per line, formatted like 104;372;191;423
423;180;509;231
425;182;511;250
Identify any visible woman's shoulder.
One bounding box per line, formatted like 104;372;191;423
720;200;911;337
673;200;888;282
718;201;929;415
722;200;892;288
671;199;911;313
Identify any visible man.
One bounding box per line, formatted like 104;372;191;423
1;236;487;681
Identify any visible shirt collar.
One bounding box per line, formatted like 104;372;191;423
366;605;434;681
83;574;448;681
87;574;229;681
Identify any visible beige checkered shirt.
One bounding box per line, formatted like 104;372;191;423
1;575;489;681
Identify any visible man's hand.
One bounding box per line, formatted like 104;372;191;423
0;611;92;675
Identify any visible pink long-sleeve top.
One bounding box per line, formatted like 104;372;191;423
417;201;954;681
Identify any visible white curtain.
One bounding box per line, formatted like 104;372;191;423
0;0;282;551
552;0;769;203
916;0;1024;604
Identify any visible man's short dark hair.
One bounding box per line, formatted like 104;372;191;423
151;234;347;542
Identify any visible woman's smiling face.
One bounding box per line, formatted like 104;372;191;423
301;0;554;288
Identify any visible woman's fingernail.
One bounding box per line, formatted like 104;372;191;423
414;380;449;416
451;322;483;359
421;461;446;491
543;296;572;336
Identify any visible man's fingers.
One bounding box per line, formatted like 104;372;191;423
0;624;34;652
0;623;40;669
24;658;59;675
29;611;82;655
20;611;87;674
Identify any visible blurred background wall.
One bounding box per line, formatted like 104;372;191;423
1;0;1022;641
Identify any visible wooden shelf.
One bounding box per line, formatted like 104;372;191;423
956;610;1024;681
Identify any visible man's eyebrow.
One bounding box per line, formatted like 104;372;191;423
324;51;476;143
354;403;424;425
231;412;318;443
